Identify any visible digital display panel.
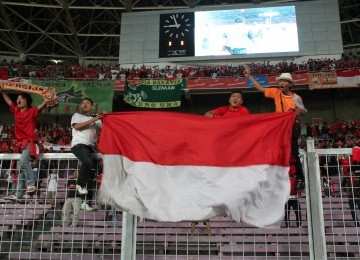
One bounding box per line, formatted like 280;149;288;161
194;6;299;56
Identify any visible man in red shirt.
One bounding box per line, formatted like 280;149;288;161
192;91;249;235
204;91;250;118
1;89;47;201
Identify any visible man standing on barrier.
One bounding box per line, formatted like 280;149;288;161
1;89;48;201
244;66;307;191
71;98;103;211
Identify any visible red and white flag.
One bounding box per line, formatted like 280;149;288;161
336;70;360;87
98;111;295;228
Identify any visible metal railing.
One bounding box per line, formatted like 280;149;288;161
0;139;359;259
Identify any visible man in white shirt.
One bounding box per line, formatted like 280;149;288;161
71;98;103;211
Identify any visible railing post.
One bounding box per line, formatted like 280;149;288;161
121;212;137;260
306;137;327;260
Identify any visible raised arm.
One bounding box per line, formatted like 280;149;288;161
244;66;266;93
37;100;48;111
0;88;14;106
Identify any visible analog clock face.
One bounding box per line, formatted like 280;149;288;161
161;13;193;39
159;12;194;58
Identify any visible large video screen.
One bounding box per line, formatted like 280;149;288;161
195;6;299;56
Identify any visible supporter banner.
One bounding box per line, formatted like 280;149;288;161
118;78;249;91
98;111;295;226
30;79;115;114
186;78;247;89
268;74;308;86
115;75;309;91
308;72;337;90
124;79;185;108
308;71;360;89
0;81;58;106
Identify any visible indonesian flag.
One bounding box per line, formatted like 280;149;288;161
98;111;295;228
336;70;360;87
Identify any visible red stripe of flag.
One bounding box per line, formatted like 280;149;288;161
99;111;295;167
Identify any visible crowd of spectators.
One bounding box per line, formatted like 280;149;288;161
0;122;72;153
0;54;359;80
302;119;360;149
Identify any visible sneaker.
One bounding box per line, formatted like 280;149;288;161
26;185;36;193
295;179;305;192
76;185;88;195
4;195;18;201
81;202;94;212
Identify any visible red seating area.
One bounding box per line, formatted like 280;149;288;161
0;196;359;258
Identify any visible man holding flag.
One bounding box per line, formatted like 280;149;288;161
71;98;103;211
98;109;296;228
191;90;249;234
205;91;250;118
244;66;307;191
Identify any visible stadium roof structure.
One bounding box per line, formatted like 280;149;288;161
0;0;359;63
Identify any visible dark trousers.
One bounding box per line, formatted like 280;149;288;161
348;197;360;225
284;198;302;227
292;122;304;181
71;144;95;201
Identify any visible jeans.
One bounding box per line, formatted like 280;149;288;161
71;144;95;202
14;171;25;199
19;144;36;187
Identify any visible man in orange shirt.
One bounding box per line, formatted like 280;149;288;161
244;67;307;191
